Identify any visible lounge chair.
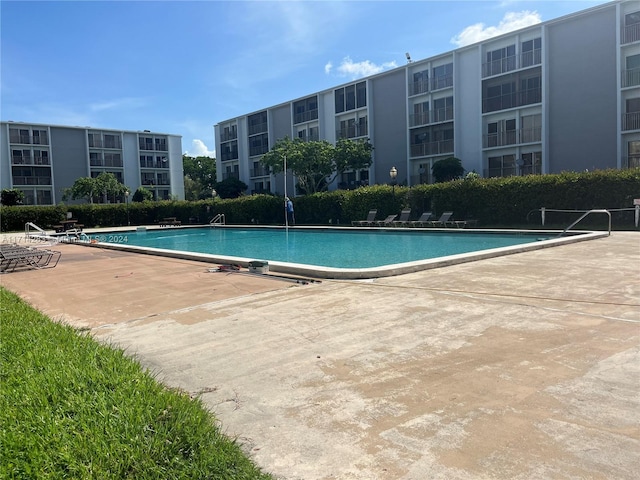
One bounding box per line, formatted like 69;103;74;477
352;209;378;227
407;212;433;227
427;211;454;227
391;209;412;227
374;214;398;226
0;244;61;272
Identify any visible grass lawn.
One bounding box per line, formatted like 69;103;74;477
0;287;273;479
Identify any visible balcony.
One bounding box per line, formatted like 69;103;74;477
250;166;270;177
483;127;541;148
622;67;640;88
623;112;640;131
336;124;368;140
248;122;268;135
622;22;640;44
410;139;454;157
9;134;49;145
431;74;453;91
483;87;541;113
249;145;269;157
220;131;238;142
408;79;430;96
222;172;239;180
294;109;319;124
410;108;453;127
12;176;52;186
482;50;541;78
410;172;433;185
221;151;238;161
297;133;320;142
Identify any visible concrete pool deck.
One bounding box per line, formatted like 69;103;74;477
1;231;639;479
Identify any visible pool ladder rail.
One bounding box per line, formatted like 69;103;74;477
209;214;226;226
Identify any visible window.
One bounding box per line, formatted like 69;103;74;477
32;129;48;145
335;82;366;113
89;133;102;148
334;88;345;114
412;101;429;126
345;84;356;111
248;112;268;135
411;70;429;95
521;38;541;68
625;54;640;88
624;11;640;43
624;97;640;130
90;152;102;166
520;152;542;175
485;45;516;76
432;63;453;90
521;114;542;143
104;134;121;149
520;76;541;105
356;81;366;108
12;149;30;164
155;137;167;151
433;96;453;122
487;154;516;177
34;150;49;165
485;81;516;112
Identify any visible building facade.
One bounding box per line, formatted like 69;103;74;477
0;122;184;205
214;0;639;194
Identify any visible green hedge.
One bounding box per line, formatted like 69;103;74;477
2;169;639;232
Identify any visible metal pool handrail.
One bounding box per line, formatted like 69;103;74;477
557;209;611;237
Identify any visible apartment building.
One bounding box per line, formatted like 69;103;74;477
0;122;184;205
214;0;639;194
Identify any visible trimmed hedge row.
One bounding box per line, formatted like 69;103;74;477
2;169;639;232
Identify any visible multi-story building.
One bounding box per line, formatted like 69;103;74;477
0;122;184;205
215;0;639;194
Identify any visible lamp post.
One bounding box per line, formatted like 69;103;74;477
389;166;398;196
124;190;130;226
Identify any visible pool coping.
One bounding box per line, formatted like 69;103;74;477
66;226;609;279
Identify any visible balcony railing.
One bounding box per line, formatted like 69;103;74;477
250;166;269;177
222;172;240;180
221;151;238;161
12;176;52;186
622;67;640;88
220;131;238;142
483;127;541;148
248;122;268;135
9;134;49;145
410;172;433;185
482;49;541;78
12;155;51;165
622;22;640;44
409;108;454;127
294;109;319;124
431;74;453;91
483;87;541;113
410;139;454;157
336;124;368;139
484;163;542;178
249;145;269;157
408;79;430;96
623;112;640;131
297;133;320;142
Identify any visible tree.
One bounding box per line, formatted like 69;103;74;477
132;186;153;202
214;177;248;199
182;155;216;200
260;137;373;194
63;173;128;203
1;188;25;206
432;157;464;183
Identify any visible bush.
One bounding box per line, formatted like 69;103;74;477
2;169;639;232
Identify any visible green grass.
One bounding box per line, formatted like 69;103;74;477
0;287;273;479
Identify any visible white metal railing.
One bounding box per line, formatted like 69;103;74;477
531;208;612;237
209;214;226;226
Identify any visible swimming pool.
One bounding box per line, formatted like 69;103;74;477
89;226;605;279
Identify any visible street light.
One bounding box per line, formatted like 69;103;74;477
124;190;130;226
389;166;398;196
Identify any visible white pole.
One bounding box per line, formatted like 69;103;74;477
284;155;288;228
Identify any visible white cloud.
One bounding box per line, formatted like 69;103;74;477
327;56;398;80
451;11;542;47
185;139;215;158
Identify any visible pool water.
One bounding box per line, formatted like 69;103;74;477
104;227;551;269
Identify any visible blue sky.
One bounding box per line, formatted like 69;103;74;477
1;0;609;157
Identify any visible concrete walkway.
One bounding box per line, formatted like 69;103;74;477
2;232;639;479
